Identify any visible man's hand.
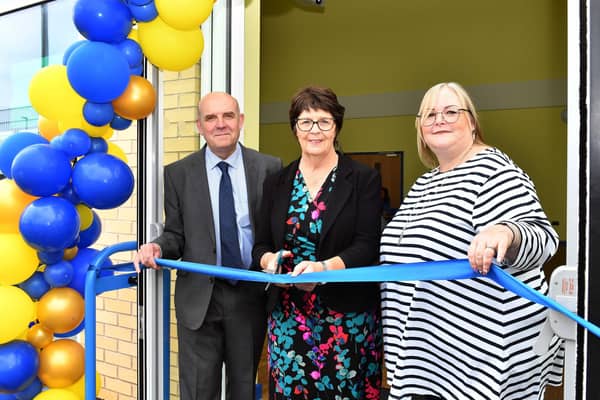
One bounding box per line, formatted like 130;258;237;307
133;243;162;273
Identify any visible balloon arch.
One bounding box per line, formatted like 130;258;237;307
0;0;214;398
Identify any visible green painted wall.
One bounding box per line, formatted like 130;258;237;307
259;0;567;238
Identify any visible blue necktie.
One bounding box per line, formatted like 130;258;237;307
217;162;243;281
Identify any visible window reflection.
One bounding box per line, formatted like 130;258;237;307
0;0;78;138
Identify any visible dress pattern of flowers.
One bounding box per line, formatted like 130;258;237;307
268;168;382;400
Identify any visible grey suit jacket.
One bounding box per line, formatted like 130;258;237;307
154;144;282;330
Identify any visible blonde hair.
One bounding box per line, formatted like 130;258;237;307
415;82;484;168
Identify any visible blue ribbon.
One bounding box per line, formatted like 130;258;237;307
155;257;599;339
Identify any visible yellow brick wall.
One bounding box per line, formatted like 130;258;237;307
92;62;200;400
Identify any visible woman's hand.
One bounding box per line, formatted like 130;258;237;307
290;260;325;292
467;223;516;275
261;250;293;289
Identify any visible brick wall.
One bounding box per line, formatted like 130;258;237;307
92;63;201;400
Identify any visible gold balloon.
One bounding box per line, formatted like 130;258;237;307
38;116;62;141
63;246;78;261
37;288;84;334
27;323;54;349
0;179;37;233
112;75;156;120
39;339;85;388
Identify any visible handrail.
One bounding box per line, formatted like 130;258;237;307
85;241;138;400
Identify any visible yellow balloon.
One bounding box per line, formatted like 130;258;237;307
0;233;39;285
29;65;85;121
39;339;85;388
37;287;84;334
27;323;54;349
127;25;139;43
102;128;114;140
138;17;204;71
65;371;102;398
155;0;214;30
76;204;93;231
0;285;35;344
107;141;129;164
81;119;113;138
38;116;62;141
34;388;81;400
0;179;37;233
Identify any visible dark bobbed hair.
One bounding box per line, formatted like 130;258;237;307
288;86;346;135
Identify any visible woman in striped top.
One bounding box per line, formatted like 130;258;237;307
380;82;564;400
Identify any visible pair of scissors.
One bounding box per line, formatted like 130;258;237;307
264;249;284;291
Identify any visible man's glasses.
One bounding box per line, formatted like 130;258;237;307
418;105;470;127
295;118;335;132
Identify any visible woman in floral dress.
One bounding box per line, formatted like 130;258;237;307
253;86;383;400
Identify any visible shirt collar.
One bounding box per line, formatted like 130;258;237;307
206;143;242;170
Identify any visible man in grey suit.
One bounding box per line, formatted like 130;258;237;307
134;92;282;400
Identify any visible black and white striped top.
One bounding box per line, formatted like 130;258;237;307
380;148;564;400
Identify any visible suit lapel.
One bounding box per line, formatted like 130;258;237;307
188;147;216;248
241;145;259;229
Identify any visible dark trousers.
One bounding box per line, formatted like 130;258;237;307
177;280;267;400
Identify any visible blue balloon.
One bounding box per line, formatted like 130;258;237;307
58;183;81;204
37;249;64;265
72;153;134;209
117;38;143;68
62;40;86;65
110;115;132;130
0;132;48;178
68;247;113;296
43;260;74;287
127;1;158;22
83;101;114;127
18;271;50;301
66;41;131;103
19;196;80;252
13;377;42;400
50;128;91;160
128;0;153;5
0;341;39;393
78;211;102;248
88;137;109;154
0;393;17;399
11;144;72;197
73;0;132;43
130;64;144;76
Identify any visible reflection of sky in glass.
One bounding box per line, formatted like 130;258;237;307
0;0;78;115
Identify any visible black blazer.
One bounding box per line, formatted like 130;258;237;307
253;154;382;313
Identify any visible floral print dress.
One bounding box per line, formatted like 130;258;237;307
267;168;382;400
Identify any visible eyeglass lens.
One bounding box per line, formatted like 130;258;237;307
421;106;463;126
296;118;334;131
